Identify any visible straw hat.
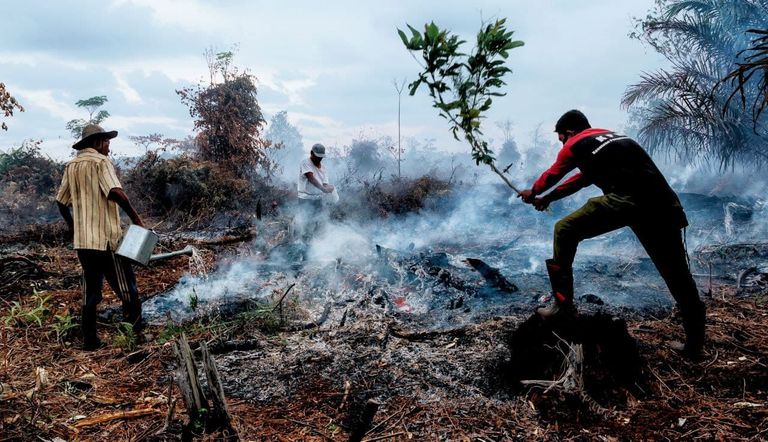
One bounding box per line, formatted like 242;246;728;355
73;124;118;150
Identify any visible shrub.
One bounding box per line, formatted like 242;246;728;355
123;152;251;223
333;175;453;220
0;140;64;226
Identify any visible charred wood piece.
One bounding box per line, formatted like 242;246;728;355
737;266;759;288
173;333;237;438
389;323;474;341
207;339;264;355
348;399;382;442
465;258;518;293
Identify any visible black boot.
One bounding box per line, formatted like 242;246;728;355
81;306;102;351
670;301;706;358
537;259;577;318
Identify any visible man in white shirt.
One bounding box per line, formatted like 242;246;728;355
295;143;334;241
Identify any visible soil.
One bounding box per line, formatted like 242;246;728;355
1;222;767;441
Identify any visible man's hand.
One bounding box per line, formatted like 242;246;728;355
533;196;550;212
518;189;536;204
323;184;335;194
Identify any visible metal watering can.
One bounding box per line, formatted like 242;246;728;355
116;225;194;266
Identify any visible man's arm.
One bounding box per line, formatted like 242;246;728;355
304;172;333;193
107;188;145;227
519;144;578;204
533;173;591;211
57;201;74;231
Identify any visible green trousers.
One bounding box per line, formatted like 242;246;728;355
553;194;702;314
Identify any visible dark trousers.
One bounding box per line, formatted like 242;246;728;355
77;249;142;342
552;194;703;317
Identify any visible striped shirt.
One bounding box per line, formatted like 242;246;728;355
56;148;123;250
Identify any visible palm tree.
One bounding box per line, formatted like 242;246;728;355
720;29;768;124
623;0;768;168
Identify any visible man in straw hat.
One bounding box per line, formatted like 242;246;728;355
56;124;146;350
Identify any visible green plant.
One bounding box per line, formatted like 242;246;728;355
158;319;186;344
193;407;209;432
399;19;524;189
113;322;138;351
189;288;199;311
51;314;77;341
237;305;282;334
2;290;51;327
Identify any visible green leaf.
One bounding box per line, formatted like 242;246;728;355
426;22;440;42
408;79;422;96
398;29;409;47
407;23;421;38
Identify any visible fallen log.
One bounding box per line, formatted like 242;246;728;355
190;228;256;246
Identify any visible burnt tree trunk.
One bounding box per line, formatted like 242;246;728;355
173;333;238;439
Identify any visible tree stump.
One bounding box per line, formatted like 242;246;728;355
173;333;238;439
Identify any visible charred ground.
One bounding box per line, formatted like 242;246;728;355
1;183;767;440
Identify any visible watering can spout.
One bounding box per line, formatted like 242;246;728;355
149;245;195;262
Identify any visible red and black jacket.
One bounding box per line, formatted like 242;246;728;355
531;128;688;227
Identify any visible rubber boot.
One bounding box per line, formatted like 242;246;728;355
537;259;577;318
670;301;705;359
81;305;102;351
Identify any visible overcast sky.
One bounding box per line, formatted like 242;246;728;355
1;0;666;160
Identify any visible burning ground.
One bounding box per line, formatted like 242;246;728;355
1;184;768;440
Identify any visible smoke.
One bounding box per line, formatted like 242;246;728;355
145;137;767;325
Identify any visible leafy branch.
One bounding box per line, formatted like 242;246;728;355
398;19;524;192
718;29;768;129
0;82;24;131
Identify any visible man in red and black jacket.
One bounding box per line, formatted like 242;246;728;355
519;110;705;358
